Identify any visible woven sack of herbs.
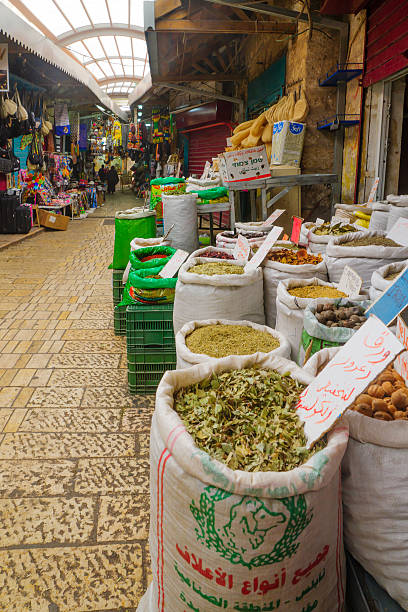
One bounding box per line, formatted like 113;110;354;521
136;352;349;612
173;257;265;335
261;246;328;328
325;230;408;290
175;318;290;369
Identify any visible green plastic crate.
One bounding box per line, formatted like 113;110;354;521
126;303;175;350
112;269;125;305
127;349;176;394
114;304;126;336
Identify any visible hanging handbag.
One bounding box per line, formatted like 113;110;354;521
3;93;17;117
15;87;28;122
28;129;43;167
0;143;14;173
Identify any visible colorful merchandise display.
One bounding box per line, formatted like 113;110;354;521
149;177;186;230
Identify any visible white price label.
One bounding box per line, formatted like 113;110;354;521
387;218;408;247
159;249;189;279
296;316;404;448
338;265;362;297
244;226;283;272
367;177;380;203
233;234;250;261
265;209;285;225
315;218;325;226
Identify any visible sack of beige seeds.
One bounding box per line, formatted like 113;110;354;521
137;353;349;612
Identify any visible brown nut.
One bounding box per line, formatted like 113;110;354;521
367;384;385;398
394;411;408;420
373;411;393;421
356;394;373;407
355;403;373;417
391;390;408;410
382;381;394;396
377;372;395;384
372;399;391;414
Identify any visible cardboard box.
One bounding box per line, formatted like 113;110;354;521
38;209;70;230
222;145;271;184
271;121;306;167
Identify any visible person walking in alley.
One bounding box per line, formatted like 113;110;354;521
107;165;119;194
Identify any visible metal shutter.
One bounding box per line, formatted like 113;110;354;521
187;124;231;177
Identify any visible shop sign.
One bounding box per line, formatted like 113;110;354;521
297;316;403;448
0;44;9;92
365;268;408;326
222;145;271;183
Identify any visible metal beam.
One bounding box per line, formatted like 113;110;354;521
84;55;145;66
159;81;244;119
98;76;142;85
155;18;296;33
57;24;145;45
154;72;244;82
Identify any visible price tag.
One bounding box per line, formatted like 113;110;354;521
265;209;285;225
395;315;408;381
387;218;408;246
315;218;325;226
297;316;404;448
338;265;362;297
365;268;408;326
244;226;283;272
233;234;250;261
290;216;303;245
367;177;380;203
159;249;189;279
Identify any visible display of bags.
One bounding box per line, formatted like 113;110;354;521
325;231;408;290
122;238;171;283
173;257;264;335
162;193;199;253
342;411;408;609
369;261;408;301
175;318;290;369
263;248;328;328
136;353;348;612
275;277;366;360
111;208;156;270
121;265;177;305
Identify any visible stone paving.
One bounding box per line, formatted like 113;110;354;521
0;191;152;611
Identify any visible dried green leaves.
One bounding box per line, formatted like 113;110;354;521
185;324;280;359
188;263;244;276
174;368;326;473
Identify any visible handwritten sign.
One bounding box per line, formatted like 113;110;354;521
387;217;408;246
367;177;379;204
291;216;303;245
265;209;285;225
315;218;325;226
338;265;362;297
365;267;408;326
394;315;408;382
244;226;283;272
159;249;189;279
233;234;250;261
296;316;404;448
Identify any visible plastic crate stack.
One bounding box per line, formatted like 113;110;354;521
126;303;176;394
112;270;126;336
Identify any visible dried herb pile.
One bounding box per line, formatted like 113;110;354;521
188;262;244;276
385;270;403;281
313;222;357;236
186;324;280;358
174;368;326;472
288;286;346;299
265;248;322;265
340;236;400;247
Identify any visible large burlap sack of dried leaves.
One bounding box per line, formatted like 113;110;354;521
262;248;328;329
173;257;264;336
137;353;349;612
175;319;290;369
342;409;408;609
325;230;408;290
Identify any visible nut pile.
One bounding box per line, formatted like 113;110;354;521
199;249;234;260
314;303;366;329
351;364;408;420
265;248;322;265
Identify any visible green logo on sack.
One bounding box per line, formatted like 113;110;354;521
190;486;312;568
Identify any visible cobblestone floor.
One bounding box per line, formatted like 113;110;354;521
0;191;152;611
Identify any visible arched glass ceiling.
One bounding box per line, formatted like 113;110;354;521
6;0;147;97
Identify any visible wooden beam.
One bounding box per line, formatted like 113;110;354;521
155;19;296;33
155;0;182;19
231;7;251;20
215;50;228;71
192;62;207;74
154;72;245;82
202;57;219;73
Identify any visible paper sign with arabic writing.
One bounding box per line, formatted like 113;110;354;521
297;316;404;448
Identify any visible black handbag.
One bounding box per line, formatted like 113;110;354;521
0;144;13;173
28;129;43;166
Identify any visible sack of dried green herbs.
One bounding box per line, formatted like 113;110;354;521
175;318;290;368
136;353;349;612
173;257;265;335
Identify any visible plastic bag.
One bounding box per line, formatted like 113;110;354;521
162;193;199;253
129;246;176;270
120;266;177;305
111;208;156;270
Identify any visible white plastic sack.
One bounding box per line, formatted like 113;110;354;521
299;222;314;246
175;318;290;368
216;230;267;249
275;278;365;360
263;249;328;328
187;246;239;262
115;207;155;220
386;193;408;206
137;353;348;612
369;210;389;232
342;410;408;609
235;221;274;233
173;258;264;335
307;225;362;255
303;346;340;376
325;231;408;290
163;193;199;253
386;203;408;231
369;260;408;301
